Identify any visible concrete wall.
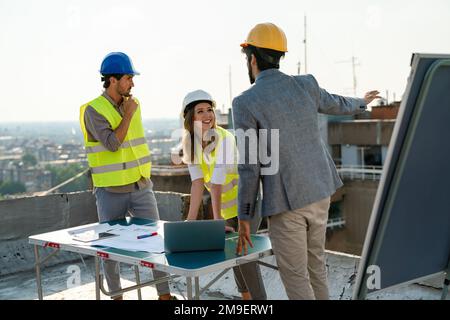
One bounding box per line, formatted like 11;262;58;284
326;180;379;255
342;180;378;250
151;174;191;194
0;190;189;276
154;191;190;221
328;120;395;146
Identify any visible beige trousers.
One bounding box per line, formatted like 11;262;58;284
268;197;330;300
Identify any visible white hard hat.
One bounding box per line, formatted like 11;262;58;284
181;90;216;118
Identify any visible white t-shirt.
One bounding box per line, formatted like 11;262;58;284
188;134;237;185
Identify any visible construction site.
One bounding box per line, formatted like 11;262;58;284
1;1;449;305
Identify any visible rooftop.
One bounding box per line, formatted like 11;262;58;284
0;250;443;300
0;190;445;300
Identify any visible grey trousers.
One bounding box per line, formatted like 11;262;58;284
94;185;171;297
226;216;267;300
268;197;330;300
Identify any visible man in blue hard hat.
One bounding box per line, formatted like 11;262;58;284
79;52;176;300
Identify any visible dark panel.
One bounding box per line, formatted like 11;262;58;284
355;54;450;299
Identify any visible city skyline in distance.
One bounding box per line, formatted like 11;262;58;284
1;0;450;122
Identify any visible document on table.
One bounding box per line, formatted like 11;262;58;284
67;224;121;243
66;224;164;253
92;234;164;253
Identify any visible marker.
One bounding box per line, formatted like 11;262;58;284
137;232;158;239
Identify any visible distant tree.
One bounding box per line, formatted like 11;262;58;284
22;154;37;166
0;181;26;195
45;163;89;193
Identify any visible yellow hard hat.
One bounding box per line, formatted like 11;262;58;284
241;22;288;52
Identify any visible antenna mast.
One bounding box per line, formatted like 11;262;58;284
351;56;359;96
336;56;360;96
304;15;308;74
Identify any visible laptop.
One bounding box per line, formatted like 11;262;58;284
164;220;225;253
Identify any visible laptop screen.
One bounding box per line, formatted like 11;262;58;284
164;220;225;253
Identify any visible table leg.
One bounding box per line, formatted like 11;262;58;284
194;277;200;300
186;277;193;300
95;256;101;300
134;266;142;300
34;245;43;300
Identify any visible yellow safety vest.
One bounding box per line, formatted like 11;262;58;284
79;95;151;187
199;126;238;220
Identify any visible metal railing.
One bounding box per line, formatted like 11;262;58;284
336;165;383;181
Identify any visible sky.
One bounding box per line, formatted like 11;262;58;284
1;0;449;122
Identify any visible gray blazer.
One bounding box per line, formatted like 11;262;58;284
232;69;367;220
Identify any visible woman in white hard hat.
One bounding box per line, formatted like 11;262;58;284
181;89;267;300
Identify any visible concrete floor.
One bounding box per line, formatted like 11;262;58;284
0;250;444;300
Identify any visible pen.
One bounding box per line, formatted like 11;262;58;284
137;232;158;239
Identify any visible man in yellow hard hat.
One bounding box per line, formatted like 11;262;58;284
233;23;381;300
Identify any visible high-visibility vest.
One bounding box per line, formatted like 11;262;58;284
199;126;238;220
79;95;151;187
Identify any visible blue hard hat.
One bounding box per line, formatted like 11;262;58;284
100;52;140;75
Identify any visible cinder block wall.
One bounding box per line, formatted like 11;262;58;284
0;191;189;276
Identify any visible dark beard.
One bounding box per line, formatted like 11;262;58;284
247;61;255;84
121;89;131;98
